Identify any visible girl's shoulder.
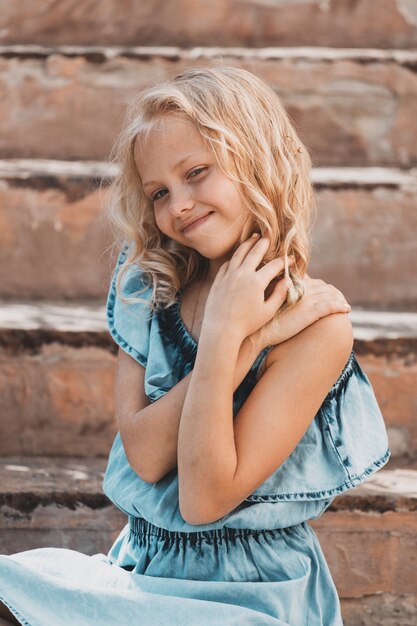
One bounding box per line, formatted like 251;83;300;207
263;312;352;372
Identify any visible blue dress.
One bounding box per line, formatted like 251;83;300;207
0;243;391;626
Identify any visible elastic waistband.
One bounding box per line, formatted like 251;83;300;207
128;516;304;544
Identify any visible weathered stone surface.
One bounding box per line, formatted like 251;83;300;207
0;343;118;456
309;170;417;309
1;160;416;307
0;457;126;555
1;0;417;49
0;307;416;458
312;509;417;597
0;48;416;166
356;352;417;461
314;464;417;613
1;456;106;495
341;593;417;626
0;161;116;300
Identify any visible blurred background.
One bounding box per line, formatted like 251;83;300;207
0;2;416;624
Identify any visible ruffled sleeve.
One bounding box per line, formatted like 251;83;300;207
245;351;391;502
106;243;153;368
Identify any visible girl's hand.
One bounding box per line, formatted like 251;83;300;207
202;234;293;342
251;274;352;351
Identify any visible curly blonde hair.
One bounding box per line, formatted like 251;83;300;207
104;66;316;339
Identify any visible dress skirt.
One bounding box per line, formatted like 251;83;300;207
0;516;343;626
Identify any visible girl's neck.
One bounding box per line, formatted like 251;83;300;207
180;278;212;344
207;254;231;283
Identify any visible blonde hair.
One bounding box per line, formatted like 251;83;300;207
104;66;316;341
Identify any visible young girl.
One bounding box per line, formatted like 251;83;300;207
0;67;390;625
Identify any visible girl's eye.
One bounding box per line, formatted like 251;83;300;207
151;167;207;202
152;188;167;202
188;166;206;179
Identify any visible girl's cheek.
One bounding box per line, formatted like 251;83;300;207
153;210;165;232
154;211;175;238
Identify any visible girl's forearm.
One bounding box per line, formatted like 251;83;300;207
129;334;263;483
177;325;242;523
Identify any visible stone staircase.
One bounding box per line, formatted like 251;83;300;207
0;2;416;624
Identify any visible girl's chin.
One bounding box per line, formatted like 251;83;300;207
196;244;236;263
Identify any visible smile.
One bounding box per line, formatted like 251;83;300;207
182;212;214;234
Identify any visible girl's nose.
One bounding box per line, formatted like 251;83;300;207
168;190;195;215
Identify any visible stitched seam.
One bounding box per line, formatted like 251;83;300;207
0;594;31;626
244;447;391;501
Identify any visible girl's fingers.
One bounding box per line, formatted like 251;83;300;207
308;286;347;302
257;255;295;286
311;299;351;320
263;273;292;317
241;236;272;270
323;290;350;308
304;281;350;307
228;233;262;269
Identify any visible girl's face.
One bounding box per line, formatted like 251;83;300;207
134;115;249;272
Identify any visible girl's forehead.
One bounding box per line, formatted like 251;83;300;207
134;115;208;160
138;114;199;142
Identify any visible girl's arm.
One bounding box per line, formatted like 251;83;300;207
177;235;353;525
177;312;353;526
119;272;350;483
118;333;264;484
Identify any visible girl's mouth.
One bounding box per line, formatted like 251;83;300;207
183;212;214;234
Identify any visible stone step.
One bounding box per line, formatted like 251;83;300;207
0;302;416;460
1;160;416;308
311;459;417;626
0;456;121;556
0;456;415;626
1;0;416;50
0;46;416;167
0;302;117;458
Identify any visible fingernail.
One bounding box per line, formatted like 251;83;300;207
251;233;260;238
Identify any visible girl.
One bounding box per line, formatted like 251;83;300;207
0;67;390;625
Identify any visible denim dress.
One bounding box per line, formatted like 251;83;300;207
0;243;391;626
